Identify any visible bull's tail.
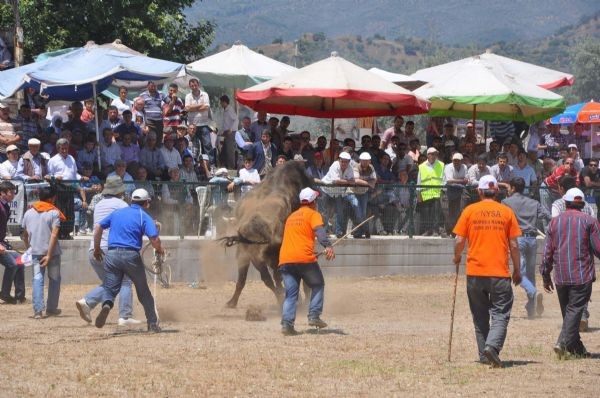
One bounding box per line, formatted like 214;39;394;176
218;234;269;247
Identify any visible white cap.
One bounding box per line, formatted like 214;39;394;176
339;152;351;160
359;152;371;161
6;144;18;152
299;187;319;204
426;147;438;155
567;143;578;149
28;138;41;146
478;175;498;190
452;153;463;160
131;189;151;202
563;187;585;202
293;154;307;162
201;154;209;161
215;167;229;177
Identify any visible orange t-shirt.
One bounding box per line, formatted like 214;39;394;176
279;206;324;266
453;199;521;277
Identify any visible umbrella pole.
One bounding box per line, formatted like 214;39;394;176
92;82;101;171
330;98;335;162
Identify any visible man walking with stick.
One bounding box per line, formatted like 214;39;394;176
452;175;522;367
540;187;600;359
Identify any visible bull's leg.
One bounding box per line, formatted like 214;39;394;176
226;262;250;308
256;264;283;305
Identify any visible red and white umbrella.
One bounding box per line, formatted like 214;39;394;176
236;52;430;119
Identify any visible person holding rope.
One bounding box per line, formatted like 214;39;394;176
453;175;522;367
540;187;600;359
92;188;164;333
75;176;141;326
279;187;335;336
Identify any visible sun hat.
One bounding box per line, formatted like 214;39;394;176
339;152;351;160
563;187;584;202
478;175;498;190
359;152;371;161
452;153;463;161
28;138;41;146
299;187;319;204
102;175;126;195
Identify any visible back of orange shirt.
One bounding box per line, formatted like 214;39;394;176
279;206;324;266
453;200;521;277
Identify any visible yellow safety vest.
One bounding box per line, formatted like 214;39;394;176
419;160;444;201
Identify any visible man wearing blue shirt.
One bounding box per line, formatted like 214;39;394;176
92;188;165;332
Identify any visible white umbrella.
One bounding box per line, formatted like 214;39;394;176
411;49;574;89
368;67;427;91
413;57;565;123
187;41;297;89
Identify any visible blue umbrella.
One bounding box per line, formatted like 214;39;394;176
549;102;587;125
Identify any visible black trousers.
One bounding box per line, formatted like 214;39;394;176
420;198;443;233
556;282;593;354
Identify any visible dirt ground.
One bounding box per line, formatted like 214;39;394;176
0;275;598;397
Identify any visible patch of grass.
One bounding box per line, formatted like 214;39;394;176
329;359;399;377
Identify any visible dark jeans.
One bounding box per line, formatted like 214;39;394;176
556;282;593;354
467;276;513;361
146;119;164;145
420;198;443;233
101;248;157;325
198;125;216;167
280;263;325;327
0;252;19;297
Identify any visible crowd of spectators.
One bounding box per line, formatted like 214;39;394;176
0;81;597;238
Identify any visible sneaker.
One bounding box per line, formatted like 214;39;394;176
535;293;544;317
308;317;328;329
33;311;43;319
147;323;162;333
281;325;299;336
483;346;503;368
118;318;142;326
95;303;111;328
76;299;92;323
0;293;17;304
46;309;62;317
579;319;589;332
554;344;568;360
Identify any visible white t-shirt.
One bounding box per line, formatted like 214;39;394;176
111;98;133;115
88;196;128;250
185;91;211;126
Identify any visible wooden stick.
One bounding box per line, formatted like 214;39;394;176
316;215;375;257
448;262;460;362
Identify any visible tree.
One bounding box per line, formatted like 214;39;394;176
0;0;215;63
570;37;600;102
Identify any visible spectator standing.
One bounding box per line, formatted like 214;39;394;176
15;104;40;152
162;83;184;135
453;175;522;367
380;116;404;150
21;185;63;318
0;102;22;162
417;147;446;237
140;81;167;144
580;159;600;221
444;153;468;234
219;95;238;169
541;187;599;359
538;123;567;160
249;111;268;143
351;152;377;238
111;86;133;115
0;182;22;304
250;130;277;179
502;177;550;318
235;116;253;167
185;79;213;165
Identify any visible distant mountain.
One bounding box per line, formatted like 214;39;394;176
188;0;600;48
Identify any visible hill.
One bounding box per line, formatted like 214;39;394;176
188;0;600;48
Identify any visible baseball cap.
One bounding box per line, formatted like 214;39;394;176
299;187;319;204
6;144;18;152
28;138;41;146
131;188;151;202
478;175;498;190
359;152;371;161
293;154;307;162
339;152;351;160
426;147;438;155
567;143;578;149
452;153;463;161
215;167;229;177
563;187;584;202
201;154;209;161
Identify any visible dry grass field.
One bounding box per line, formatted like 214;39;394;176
0;275;598;397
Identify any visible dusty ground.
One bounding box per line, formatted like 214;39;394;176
0;275;598;397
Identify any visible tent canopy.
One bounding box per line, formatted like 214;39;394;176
187;42;297;89
411;50;574;89
368;67;427;91
0;44;186;101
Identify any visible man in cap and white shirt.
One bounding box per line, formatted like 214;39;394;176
541;187;600;358
417;147;447;237
351;152;377;238
278;187;335;335
444;152;468;235
453;175;522;367
75;176;140;326
0;144;20;179
93;188;165;332
322;151;362;238
16;138;48;181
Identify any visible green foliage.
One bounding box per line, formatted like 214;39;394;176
313;32;326;42
570;37;600;102
2;0;215;63
272;37;283;44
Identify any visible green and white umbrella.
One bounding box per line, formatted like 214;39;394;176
413;57;565;123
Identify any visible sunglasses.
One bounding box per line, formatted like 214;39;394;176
564;162;573;165
589;164;597;167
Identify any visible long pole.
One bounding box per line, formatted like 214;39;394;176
92;82;102;170
329;98;335;162
447;261;460;362
316;215;375;257
12;1;24;104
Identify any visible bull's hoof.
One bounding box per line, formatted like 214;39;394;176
225;299;238;309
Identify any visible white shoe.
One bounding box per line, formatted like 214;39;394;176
118;317;142;326
75;299;92;323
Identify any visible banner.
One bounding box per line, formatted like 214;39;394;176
8;181;25;227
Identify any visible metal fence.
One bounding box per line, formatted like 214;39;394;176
13;180;598;239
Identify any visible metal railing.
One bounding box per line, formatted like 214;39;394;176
12;180;597;239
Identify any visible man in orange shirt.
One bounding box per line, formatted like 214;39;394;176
279;187;335;335
453;175;522;367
